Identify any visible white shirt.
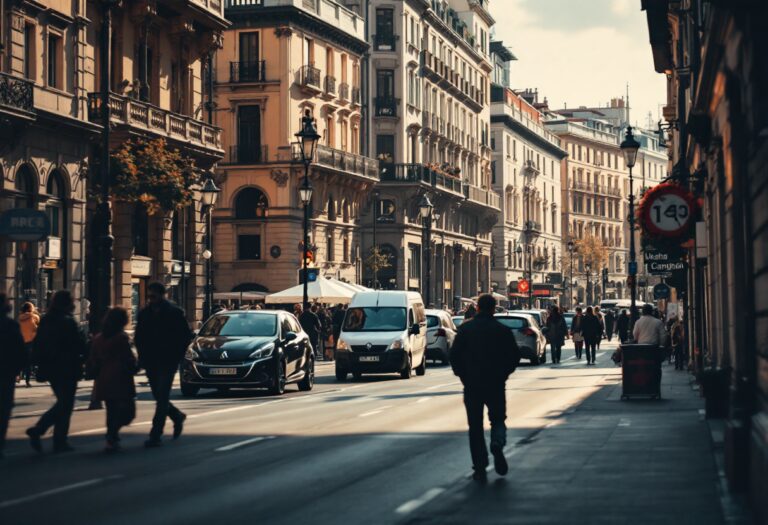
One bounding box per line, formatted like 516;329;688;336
632;315;666;345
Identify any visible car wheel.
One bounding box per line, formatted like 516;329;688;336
180;383;199;397
415;354;426;376
269;359;287;395
335;367;348;381
400;355;412;379
298;356;315;391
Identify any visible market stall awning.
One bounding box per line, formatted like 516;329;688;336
265;276;358;304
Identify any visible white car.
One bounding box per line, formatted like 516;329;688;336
495;313;547;365
425;309;456;365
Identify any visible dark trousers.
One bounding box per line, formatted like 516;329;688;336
550;344;562;363
0;376;15;451
574;341;583;359
146;368;184;440
586;341;597;363
33;378;78;445
463;384;507;469
22;343;33;383
105;399;135;444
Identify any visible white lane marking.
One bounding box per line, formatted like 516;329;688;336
618;418;631;427
359;405;392;417
214;435;275;452
424;381;460;391
395;488;446;515
0;475;123;509
416;397;431;404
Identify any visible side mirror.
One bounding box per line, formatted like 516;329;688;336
283;331;298;343
409;323;420;336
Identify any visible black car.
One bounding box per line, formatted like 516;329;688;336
180;310;314;396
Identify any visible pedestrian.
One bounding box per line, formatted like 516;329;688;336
18;301;39;387
134;282;193;448
581;306;602;365
450;294;520;482
671;316;686;370
463;304;477;320
571;307;584;360
299;304;322;360
332;303;346;353
0;293;27;459
87;307;137;453
633;303;666;345
545;306;568;364
318;306;332;361
26;290;88;453
616;309;630;343
604;309;616;342
594;306;605;350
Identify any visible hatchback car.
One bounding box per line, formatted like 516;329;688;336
494;313;547;365
180;310;314;396
425;309;456;364
451;316;464;330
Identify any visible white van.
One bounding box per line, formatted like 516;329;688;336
335;291;428;380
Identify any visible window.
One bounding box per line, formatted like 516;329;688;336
238;234;262;260
24;24;36;80
304;37;314;66
47;32;62;89
376;69;395;99
326;233;335;262
235;188;268;219
408;244;421;280
326;114;335;147
375;8;395;50
343;237;349;262
237;105;262;163
239;32;260;64
376;134;395;163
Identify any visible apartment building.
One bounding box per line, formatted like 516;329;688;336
213;0;377;294
363;0;499;307
489;45;566;305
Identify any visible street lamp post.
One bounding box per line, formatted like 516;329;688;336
527;244;533;309
567;240;575;309
585;262;592;306
621;126;640;322
419;194;434;306
295;110;321;313
200;176;220;321
371;189;380;289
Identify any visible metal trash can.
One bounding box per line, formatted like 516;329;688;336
620;344;662;400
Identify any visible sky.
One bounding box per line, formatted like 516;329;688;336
490;0;666;128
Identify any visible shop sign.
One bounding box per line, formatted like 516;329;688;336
0;208;50;241
46;237;61;259
131;257;153;277
645;250;687;275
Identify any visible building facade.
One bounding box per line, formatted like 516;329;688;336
363;0;499;307
644;1;768;518
489;43;566;305
213;0;377;295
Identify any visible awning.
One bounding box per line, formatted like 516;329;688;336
265;276;358;304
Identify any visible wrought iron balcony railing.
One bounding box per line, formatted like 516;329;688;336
0;72;35;117
374;96;398;117
373;33;398;51
379;163;464;195
300;65;321;88
324;75;337;96
230;60;266;83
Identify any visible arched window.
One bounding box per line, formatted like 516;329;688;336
234;187;268;219
15;164;36;208
327;196;336;221
341;199;349;222
45;170;67;240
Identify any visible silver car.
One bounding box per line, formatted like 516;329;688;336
425;309;456;365
494;313;547;365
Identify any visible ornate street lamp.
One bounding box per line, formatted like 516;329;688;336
418;194;434;305
295;110;320;312
567;240;575;309
621;126;640;322
200;175;220;321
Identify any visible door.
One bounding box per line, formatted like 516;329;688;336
238;105;262;163
239;32;260;80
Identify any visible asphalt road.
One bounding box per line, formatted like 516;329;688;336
1;341;621;525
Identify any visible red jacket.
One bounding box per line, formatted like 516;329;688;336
89;332;137;401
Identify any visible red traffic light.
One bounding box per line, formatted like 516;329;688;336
518;279;530;293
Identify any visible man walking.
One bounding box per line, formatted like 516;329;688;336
616;309;630;343
27;290;88;453
633;303;666;345
299;305;322;360
604;309;616;342
135;282;193;447
1;293;27;459
450;294;520;482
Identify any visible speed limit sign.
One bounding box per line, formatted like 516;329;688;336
640;183;695;238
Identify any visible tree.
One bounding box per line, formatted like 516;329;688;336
575;233;609;273
364;246;392;282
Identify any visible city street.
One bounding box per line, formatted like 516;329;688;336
0;341;679;525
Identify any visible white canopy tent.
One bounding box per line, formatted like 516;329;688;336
326;278;371;294
265;276;358;304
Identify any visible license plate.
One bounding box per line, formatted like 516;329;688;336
209;367;238;375
359;356;379;362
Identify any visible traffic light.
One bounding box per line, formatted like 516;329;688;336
304;249;314;266
627;275;636;288
298;267;320;284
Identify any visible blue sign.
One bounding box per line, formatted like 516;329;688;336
0;209;50;241
653;283;671;300
628;261;638;276
298;267;320;285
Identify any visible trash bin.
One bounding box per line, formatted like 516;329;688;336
620;344;662;400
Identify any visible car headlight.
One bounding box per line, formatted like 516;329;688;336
185;345;200;361
249;343;275;360
388;339;405;351
337;339;350;351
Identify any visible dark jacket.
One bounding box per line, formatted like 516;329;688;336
545;314;568;347
33;310;88;382
616;314;630;338
299;311;321;341
88;332;137;401
605;312;616;334
0;315;26;379
580;314;602;344
450;312;520;387
134;300;193;372
332;308;346;335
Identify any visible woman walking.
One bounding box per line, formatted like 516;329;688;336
545;307;568;364
571;307;584;360
581;307;602;365
87;307;137;452
18;302;39;387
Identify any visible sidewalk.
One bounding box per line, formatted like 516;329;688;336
403;364;732;525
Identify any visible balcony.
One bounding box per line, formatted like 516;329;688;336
373;33;398;52
230;60;266;83
463;184;501;210
226;144;268;165
338;82;349;102
374;96;398;118
351;87;361;106
87;92;222;154
0;72;35;121
324;75;337;97
299;65;321;92
379;163;464;196
524;220;542;234
571;181;622;197
188;0;226;23
315;144;379;180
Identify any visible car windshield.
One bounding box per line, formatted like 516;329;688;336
496;317;527;330
343;307;407;332
512;311;541;325
199;313;277;337
426;316;440;328
452;317;462;328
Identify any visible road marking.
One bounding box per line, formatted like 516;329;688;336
395;488;445;515
214;435;275;452
618;418;631;427
416;397;431;404
0;475;123;509
424;381;460;391
359;405;392;417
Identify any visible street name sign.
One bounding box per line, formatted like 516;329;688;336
645;250;687;275
0;209;50;241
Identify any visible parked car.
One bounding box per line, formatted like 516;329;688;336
507;309;547;328
179;310;314;397
335;291;428;380
494;313;547;365
451;316;464;329
425;309;456;365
